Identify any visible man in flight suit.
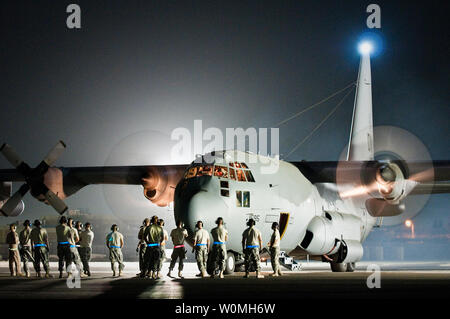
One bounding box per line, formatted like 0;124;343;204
106;224;125;277
141;216;163;279
242;218;264;279
210;217;228;279
268;222;282;277
167;220;188;278
6;224;23;277
30;219;52;278
80;222;94;276
192;220;210;278
137;218;150;275
56;216;71;278
19;220;33;277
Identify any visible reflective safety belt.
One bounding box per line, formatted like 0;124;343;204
174;245;185;249
34;244;46;247
110;245;121;248
246;245;259;248
70;245;77;248
213;242;224;245
147;243;160;247
8;247;18;251
58;241;69;245
196;243;207;246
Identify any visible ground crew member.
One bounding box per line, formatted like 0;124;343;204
56;216;71;278
168;220;188;278
68;218;85;277
106;224;125;277
242;218;264;279
210;217;228;279
192;220;210;278
6;224;23;277
158;219;168;278
268;222;282;277
30;219;52;278
141;216;163;279
19;220;33;277
74;221;83;255
80;222;94;276
137;218;150;275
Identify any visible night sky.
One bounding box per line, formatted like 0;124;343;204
0;0;448;250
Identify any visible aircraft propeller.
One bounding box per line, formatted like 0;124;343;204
0;141;68;216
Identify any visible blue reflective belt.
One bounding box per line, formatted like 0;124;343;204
196;243;207;246
34;244;46;247
147;243;160;247
70;245;77;248
213;242;224;245
58;241;69;245
246;245;259;248
110;245;121;248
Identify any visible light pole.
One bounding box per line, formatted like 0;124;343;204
404;219;415;239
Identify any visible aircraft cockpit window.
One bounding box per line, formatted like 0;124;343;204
214;165;228;178
243;191;250;207
236;169;247;182
184;165;213;179
244;170;255;182
240;163;248;169
229;168;236;180
236;191;242;207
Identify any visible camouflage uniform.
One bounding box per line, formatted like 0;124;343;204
169;227;188;272
137;226;147;272
6;229;21;275
194;228;209;272
68;227;83;272
159;228;169;272
30;227;50;274
142;224;163;274
210;225;228;273
107;230;124;272
19;227;33;275
269;229;281;274
56;223;71;272
242;225;262;273
79;229;94;274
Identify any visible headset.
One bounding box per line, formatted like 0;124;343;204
196;220;203;228
215;217;223;225
246;218;256;227
111;224;119;232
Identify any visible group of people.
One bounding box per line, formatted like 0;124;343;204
135;216;283;280
5;217;94;278
6;215;283;279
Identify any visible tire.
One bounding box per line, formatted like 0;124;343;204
224;252;235;274
330;262;347;272
346;262;356;272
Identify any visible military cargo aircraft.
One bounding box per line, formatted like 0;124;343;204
1;41;449;273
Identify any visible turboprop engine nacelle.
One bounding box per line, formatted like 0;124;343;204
374;163;418;204
0;182;25;217
300;212;363;262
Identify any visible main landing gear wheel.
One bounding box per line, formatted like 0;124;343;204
330;262;347;272
224;252;235;274
346;262;356;272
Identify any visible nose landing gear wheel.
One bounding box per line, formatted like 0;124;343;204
330;261;347;272
224;252;235;274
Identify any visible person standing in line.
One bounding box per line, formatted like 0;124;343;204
268;222;282;277
6;223;23;277
106;224;125;277
80;222;94;277
192;220;210;278
210;217;228;279
167;220;188;278
19;220;33;277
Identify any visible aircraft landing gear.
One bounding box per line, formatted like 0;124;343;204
224;252;235;274
330;261;356;272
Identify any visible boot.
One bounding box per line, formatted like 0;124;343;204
112;270;116;277
243;272;249;278
157;272;163;279
178;271;184;279
118;270;123;277
269;272;279;277
278;269;283;276
167;270;172;278
151;271;157;280
195;272;202;277
256;271;264;279
201;269;207;278
37;272;41;278
219;270;224;279
17;272;25;277
26;271;30;278
45;272;53;278
59;271;63;279
87;270;91;277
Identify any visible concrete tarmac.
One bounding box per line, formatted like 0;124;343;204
0;261;449;300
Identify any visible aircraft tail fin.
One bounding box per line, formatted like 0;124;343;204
346;52;374;161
